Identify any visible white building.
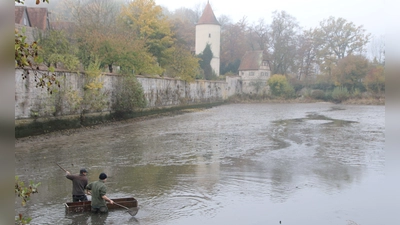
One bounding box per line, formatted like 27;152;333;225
195;2;221;76
238;50;271;94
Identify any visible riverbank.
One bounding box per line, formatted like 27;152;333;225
15;107;210;143
226;95;385;105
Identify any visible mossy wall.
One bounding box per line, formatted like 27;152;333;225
15;70;241;137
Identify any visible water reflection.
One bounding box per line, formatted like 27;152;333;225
15;103;385;225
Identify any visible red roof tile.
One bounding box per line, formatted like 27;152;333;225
197;2;220;25
26;7;48;30
15;6;26;24
238;51;267;71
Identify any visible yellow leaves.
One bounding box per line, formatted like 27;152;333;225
121;0;171;39
85;82;103;90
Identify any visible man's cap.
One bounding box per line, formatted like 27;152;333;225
99;172;107;180
80;168;88;174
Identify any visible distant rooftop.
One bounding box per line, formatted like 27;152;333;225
26;7;49;30
197;2;220;26
15;5;49;30
238;51;269;71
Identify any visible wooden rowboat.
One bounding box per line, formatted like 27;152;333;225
64;197;138;214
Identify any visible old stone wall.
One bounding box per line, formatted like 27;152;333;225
15;70;241;120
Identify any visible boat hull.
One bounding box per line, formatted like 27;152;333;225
64;197;138;214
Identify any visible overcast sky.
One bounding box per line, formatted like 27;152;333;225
155;0;386;37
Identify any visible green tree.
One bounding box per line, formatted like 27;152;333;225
37;29;79;71
198;43;214;80
331;86;349;102
164;45;199;82
113;73;147;114
267;74;295;98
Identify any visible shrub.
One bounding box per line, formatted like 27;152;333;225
113;73;147;113
352;88;362;98
311;89;325;100
267;74;295;98
282;83;296;98
332;86;349;102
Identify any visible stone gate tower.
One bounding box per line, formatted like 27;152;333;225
195;1;220;76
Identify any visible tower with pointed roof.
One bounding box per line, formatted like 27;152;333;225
196;1;220;76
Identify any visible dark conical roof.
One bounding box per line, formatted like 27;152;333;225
197;2;220;25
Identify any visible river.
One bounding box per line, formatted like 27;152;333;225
15;103;386;225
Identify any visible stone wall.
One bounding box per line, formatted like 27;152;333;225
15;69;241;120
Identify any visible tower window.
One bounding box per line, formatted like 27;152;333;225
209;33;211;38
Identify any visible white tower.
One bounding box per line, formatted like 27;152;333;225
195;2;221;76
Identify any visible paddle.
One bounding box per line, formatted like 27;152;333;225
56;163;67;172
113;202;139;216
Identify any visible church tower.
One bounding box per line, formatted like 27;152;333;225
195;1;221;76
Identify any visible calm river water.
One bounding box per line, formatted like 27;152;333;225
15;103;386;225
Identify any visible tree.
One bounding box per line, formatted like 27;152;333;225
67;0;122;70
15;0;60;93
314;17;370;75
332;54;369;91
369;35;385;65
67;0;120;31
220;18;248;75
120;0;175;68
37;29;79;71
167;7;197;49
198;44;214;80
296;29;318;82
269;11;300;75
247;18;270;51
267;74;295;98
364;64;385;95
164;45;199;82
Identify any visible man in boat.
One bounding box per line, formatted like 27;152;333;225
65;168;89;202
86;172;114;213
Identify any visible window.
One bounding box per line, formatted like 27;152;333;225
260;72;265;76
209;33;211;38
250;72;254;76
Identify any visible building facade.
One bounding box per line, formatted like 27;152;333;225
238;50;271;94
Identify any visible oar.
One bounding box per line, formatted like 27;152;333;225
56;163;67;172
113;202;139;216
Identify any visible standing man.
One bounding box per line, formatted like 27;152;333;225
86;172;114;213
65;168;88;202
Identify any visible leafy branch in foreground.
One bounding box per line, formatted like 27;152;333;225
15;176;41;224
15;27;60;94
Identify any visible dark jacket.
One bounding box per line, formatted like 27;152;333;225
66;174;88;196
